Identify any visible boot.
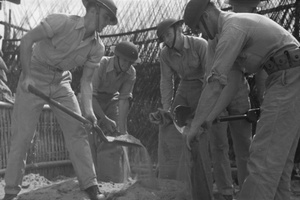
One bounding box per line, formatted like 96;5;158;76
84;185;106;200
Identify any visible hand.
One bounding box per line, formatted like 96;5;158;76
201;119;213;131
101;116;117;133
185;127;204;150
22;76;35;92
84;112;98;131
157;108;173;125
149;111;163;125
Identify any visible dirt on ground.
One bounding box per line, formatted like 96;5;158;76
0;173;189;200
0;173;300;200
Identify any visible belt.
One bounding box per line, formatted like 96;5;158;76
43;64;64;73
263;47;300;75
181;79;201;82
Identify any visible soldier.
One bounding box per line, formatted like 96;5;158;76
183;0;300;200
206;1;267;199
2;0;118;200
90;41;139;183
155;18;213;199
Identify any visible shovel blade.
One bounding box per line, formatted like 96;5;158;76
107;134;143;148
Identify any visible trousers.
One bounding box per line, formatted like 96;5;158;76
4;62;97;194
239;67;300;200
210;79;252;195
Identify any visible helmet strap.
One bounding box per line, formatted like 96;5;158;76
166;26;178;51
116;56;125;73
95;5;100;32
200;16;213;39
171;26;177;49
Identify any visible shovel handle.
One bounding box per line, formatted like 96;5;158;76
28;85;109;142
217;115;247;122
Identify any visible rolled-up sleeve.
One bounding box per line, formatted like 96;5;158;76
85;39;104;69
207;27;247;85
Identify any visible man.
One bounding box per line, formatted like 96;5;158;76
2;0;118;200
156;18;213;199
205;1;267;199
90;41;139;183
226;0;268;115
206;35;252;200
183;1;300;200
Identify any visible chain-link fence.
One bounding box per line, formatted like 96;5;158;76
0;0;299;164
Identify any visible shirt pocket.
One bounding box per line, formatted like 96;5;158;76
58;55;86;71
186;55;202;76
74;55;86;66
53;40;72;54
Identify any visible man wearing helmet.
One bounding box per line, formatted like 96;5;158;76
183;1;300;200
2;0;118;200
155;18;213;199
203;1;266;199
90;41;139;183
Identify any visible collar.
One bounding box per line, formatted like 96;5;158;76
218;11;230;35
75;17;85;30
76;16;98;42
182;36;190;49
106;57;115;72
169;35;190;56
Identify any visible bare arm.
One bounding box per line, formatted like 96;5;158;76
81;66;97;125
118;99;130;134
92;96;106;120
186;79;223;149
206;70;243;121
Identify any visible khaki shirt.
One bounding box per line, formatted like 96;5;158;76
159;35;207;110
32;14;104;71
208;12;299;85
92;56;136;100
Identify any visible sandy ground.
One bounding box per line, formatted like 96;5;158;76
0;173;189;200
0;173;300;200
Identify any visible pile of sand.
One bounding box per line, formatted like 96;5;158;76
0;173;189;200
1;173;300;200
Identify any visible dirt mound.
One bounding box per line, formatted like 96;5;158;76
0;174;189;200
1;173;300;200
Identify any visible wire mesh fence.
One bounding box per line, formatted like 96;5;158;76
0;0;299;168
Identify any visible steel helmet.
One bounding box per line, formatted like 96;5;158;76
183;0;209;33
225;0;263;7
156;18;183;42
114;41;141;63
82;0;118;25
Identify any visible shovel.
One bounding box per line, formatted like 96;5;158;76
172;105;260;133
28;85;142;148
216;108;260;123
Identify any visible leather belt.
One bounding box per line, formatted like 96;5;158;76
43;64;64;73
263;47;300;75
